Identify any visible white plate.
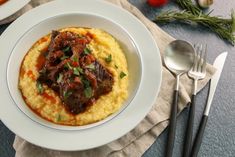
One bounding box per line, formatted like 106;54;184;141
0;0;162;151
0;0;30;21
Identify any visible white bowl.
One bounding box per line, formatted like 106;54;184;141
7;13;142;130
0;0;161;151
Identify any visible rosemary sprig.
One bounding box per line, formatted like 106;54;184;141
175;0;201;15
154;11;235;45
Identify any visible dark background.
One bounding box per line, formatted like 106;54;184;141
1;0;235;157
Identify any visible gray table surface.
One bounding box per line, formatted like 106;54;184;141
0;0;235;157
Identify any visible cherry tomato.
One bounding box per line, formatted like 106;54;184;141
147;0;168;7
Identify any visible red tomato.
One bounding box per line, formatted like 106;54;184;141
147;0;168;7
71;61;79;67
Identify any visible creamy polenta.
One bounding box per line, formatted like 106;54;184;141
19;27;128;126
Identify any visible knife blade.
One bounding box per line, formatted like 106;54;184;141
191;52;227;157
204;52;227;116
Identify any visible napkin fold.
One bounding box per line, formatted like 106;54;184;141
1;0;216;157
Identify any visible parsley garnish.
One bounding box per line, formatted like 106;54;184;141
105;54;112;63
85;63;95;70
84;47;91;55
82;78;90;88
60;55;69;60
64;62;72;69
72;56;78;62
115;64;118;69
63;90;72;99
36;81;44;94
120;71;127;79
77;67;84;74
62;46;70;53
56;114;62;122
77;34;83;38
73;68;80;76
84;87;93;98
73;67;84;76
57;73;63;83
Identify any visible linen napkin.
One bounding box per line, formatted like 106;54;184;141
1;0;216;157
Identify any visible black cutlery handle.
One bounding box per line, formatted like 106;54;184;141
191;115;208;157
165;90;179;157
183;94;196;157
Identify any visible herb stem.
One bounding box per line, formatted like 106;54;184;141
154;11;235;45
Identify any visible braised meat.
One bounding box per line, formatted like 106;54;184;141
37;31;114;114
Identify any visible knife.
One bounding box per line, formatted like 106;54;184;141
190;52;228;157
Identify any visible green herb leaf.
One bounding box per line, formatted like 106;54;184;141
36;81;44;94
84;87;93;98
115;64;118;69
82;78;90;88
64;62;72;69
85;63;95;70
175;0;201;15
120;71;127;79
73;68;80;76
84;47;91;55
105;54;112;63
57;73;63;83
72;56;79;62
73;67;84;76
60;55;69;60
63;90;72;99
77;34;83;38
56;114;62;122
77;67;84;74
154;11;235;45
62;46;70;53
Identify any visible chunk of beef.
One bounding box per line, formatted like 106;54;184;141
37;30;114;114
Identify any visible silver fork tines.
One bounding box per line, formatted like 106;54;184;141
188;44;207;94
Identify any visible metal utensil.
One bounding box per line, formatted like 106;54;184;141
183;44;207;157
164;40;195;157
191;52;228;157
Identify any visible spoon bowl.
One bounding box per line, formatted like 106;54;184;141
164;40;194;75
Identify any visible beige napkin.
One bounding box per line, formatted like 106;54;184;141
2;0;216;157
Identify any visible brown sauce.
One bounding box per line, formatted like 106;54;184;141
26;70;36;80
36;52;46;70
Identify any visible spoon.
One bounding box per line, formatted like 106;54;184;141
164;40;194;157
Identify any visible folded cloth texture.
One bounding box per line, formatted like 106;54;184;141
1;0;216;157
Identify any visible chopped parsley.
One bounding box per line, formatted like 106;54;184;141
56;114;62;122
57;73;63;83
36;81;44;94
62;46;70;53
63;90;72;99
72;56;78;62
85;63;95;70
84;87;93;98
73;68;80;76
64;62;72;69
77;34;83;38
73;67;84;76
84;47;91;55
115;64;118;69
105;54;112;63
81;78;90;88
60;55;69;60
120;71;127;79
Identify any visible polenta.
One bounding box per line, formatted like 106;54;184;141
18;27;128;126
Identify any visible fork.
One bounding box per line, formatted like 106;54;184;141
183;44;207;157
